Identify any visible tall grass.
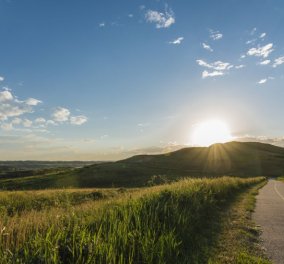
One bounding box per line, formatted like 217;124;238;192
0;177;264;263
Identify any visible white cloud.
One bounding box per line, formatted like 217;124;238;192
22;119;33;128
209;30;223;40
70;115;88;125
169;37;184;45
145;8;175;29
0;88;87;133
202;70;224;78
196;59;233;71
259;32;266;38
46;120;56;126
259;59;271;65
196;59;233;78
0;103;32;121
272;56;284;68
25;98;42;106
99;22;105;27
0;92;42;123
52;107;70;122
235;64;245;69
128;14;133;18
202;43;213;52
35;117;46;124
247;43;274;58
258;78;267;84
240;54;246;59
12;117;22;125
0;90;13;101
196;60;211;68
0;76;4;82
1;123;13;131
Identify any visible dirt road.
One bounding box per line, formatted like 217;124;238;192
253;179;284;264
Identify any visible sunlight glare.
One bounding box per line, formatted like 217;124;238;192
191;120;233;146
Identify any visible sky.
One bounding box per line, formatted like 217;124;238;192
0;0;284;160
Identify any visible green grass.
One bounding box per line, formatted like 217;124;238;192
0;176;265;263
276;176;284;182
209;180;270;263
0;188;128;217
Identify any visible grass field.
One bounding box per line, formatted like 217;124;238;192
0;176;267;263
276;176;284;182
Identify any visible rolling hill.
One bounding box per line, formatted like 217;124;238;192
1;141;284;190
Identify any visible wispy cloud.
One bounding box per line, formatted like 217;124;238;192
12;117;22;125
246;39;257;45
259;32;266;38
196;59;233;78
261;76;274;84
22;119;33;128
209;30;223;40
0;76;4;82
236;135;284;148
99;22;105;27
1;123;13;131
247;43;274;58
169;37;184;45
258;78;267;84
145;8;175;29
196;59;233;71
202;43;213;52
0;90;34;121
138;123;150;128
235;64;245;69
250;27;257;35
259;59;271;65
272;56;284;68
34;117;46;124
70;115;88;125
25;98;42;106
246;32;266;45
202;70;224;78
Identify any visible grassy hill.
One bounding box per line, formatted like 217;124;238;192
121;141;284;177
1;141;284;190
0;177;267;263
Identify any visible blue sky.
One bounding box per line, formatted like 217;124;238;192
0;0;284;160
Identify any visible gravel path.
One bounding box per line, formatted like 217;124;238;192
253;179;284;264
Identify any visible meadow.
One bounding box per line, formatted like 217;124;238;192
0;176;267;263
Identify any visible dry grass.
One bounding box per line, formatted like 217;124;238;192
208;180;271;263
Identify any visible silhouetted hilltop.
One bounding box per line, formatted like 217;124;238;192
1;141;283;190
119;141;284;176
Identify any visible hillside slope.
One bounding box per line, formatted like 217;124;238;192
122;141;284;176
1;141;284;189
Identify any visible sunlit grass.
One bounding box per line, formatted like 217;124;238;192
0;177;265;263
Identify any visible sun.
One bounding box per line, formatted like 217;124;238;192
191;119;233;146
